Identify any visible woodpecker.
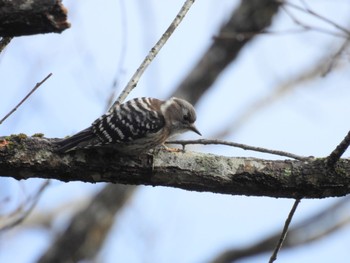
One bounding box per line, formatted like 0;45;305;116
55;97;201;154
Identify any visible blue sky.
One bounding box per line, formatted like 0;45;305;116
1;0;350;262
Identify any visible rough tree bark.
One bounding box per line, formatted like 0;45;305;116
0;0;70;37
1;135;349;199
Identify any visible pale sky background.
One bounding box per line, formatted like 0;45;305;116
1;0;350;262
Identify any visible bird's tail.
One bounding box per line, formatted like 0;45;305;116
55;128;95;152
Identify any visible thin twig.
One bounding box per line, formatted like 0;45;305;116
108;0;196;109
210;197;350;263
322;38;350;76
0;73;52;125
326;130;350;167
166;139;309;160
281;5;348;39
214;37;346;139
0;180;50;231
0;37;13;53
269;199;301;263
279;0;350;37
215;28;346;40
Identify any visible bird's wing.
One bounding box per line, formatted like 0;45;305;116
55;127;96;152
92;97;166;143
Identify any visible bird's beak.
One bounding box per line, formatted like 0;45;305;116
189;124;201;136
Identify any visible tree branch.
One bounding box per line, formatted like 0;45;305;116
171;0;280;104
213;38;350;138
0;0;70;37
327;130;350;167
37;184;136;263
269;199;300;263
209;196;350;263
0;37;12;53
109;0;195;110
167;139;309;160
0;180;50;231
1;135;350;199
0;73;52;125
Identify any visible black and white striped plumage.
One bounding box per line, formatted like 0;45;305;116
55;97;201;154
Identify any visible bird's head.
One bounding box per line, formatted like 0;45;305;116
161;97;201;137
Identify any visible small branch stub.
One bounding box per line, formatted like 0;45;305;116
327;130;350;167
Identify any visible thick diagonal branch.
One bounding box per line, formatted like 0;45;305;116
1;136;350;199
172;0;280;103
37;184;136;263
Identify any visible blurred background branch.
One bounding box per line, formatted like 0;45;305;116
172;0;280;103
209;196;350;263
37;184;136;263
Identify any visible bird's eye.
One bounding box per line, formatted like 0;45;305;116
183;114;190;122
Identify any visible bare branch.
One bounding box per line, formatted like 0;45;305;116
0;37;12;53
269;199;300;263
108;0;196;109
37;184;136;263
7;196;90;230
279;0;350;37
280;4;348;38
215;39;349;138
322;38;350;76
172;0;281;104
0;73;52;125
1;136;350;199
166;139;309;160
0;0;70;37
327;130;350;167
209;197;350;263
0;180;50;231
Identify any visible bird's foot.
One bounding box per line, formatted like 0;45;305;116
161;143;184;153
